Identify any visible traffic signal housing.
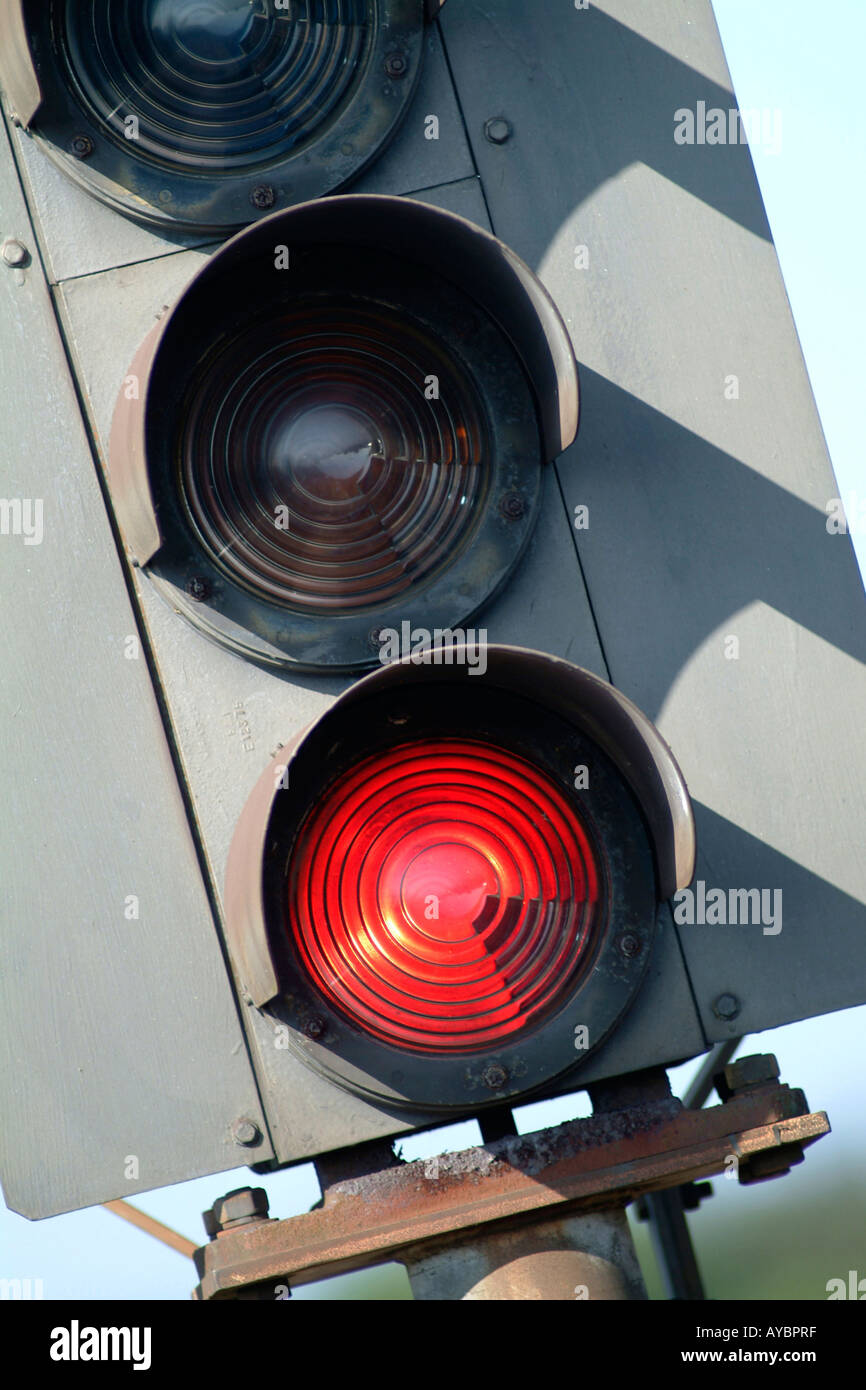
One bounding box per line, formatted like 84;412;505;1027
225;646;695;1124
108;194;578;671
2;0;865;1225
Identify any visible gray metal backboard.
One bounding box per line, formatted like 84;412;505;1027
0;118;272;1220
440;0;866;1040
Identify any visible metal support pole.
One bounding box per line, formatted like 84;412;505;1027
402;1209;647;1301
641;1189;706;1300
637;1040;742;1299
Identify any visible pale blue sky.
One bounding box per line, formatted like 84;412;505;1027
2;1;864;1299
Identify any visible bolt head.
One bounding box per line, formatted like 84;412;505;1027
499;492;526;520
713;993;741;1021
251;184;276;210
185;576;211;602
210;1186;270;1232
385;52;408;78
1;240;28;268
231;1118;262;1148
484;117;513;145
304;1017;326;1041
70;134;94;159
482;1063;507;1090
618;932;643;959
723;1053;779;1090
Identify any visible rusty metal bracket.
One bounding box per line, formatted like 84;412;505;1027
192;1057;829;1299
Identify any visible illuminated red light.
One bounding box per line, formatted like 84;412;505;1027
287;740;601;1052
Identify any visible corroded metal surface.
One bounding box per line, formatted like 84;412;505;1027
193;1065;829;1298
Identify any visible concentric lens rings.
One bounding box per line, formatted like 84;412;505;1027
287;739;601;1051
59;0;370;171
178;300;490;613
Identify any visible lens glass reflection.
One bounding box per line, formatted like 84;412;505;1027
61;0;370;169
178;299;490;613
287;739;600;1051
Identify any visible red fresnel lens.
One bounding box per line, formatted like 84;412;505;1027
287;739;600;1052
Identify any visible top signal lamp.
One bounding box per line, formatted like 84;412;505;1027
0;0;440;232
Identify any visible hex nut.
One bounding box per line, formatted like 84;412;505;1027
723;1053;780;1092
211;1187;270;1232
484;117;513;145
1;239;28;268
